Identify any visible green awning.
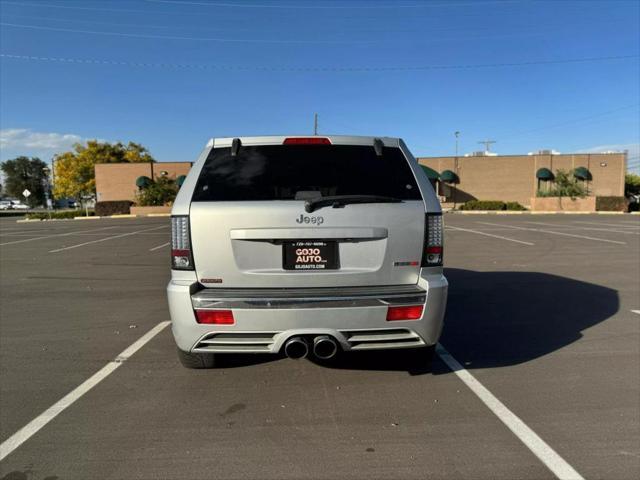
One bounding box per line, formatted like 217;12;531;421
420;165;440;180
536;167;554;180
440;169;459;183
135;176;152;188
573;166;592;181
176;175;187;187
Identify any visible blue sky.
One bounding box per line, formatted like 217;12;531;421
0;0;639;173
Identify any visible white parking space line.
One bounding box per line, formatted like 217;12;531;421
49;225;168;253
0;321;170;462
149;241;170;251
478;222;626;245
446;225;534;245
524;221;640;235
437;344;584;480
573;221;640;229
2;232;169;237
632;310;640;315
0;226;119;247
0;229;72;236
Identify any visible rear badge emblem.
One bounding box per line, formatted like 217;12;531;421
296;214;324;225
201;278;223;284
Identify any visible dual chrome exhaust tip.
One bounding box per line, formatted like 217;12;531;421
284;335;339;360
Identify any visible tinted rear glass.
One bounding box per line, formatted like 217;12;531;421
192;144;422;201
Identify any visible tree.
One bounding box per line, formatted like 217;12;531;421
135;175;178;206
537;169;587;199
0;156;49;207
625;173;640;196
53;140;154;200
554;169;588;198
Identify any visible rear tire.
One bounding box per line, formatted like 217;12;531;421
177;348;217;369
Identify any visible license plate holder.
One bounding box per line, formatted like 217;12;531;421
283;241;339;271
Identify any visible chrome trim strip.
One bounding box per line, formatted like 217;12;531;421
192;295;425;309
192;286;426;309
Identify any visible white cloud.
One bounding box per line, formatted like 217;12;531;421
579;143;640;173
579;142;639;156
0;128;83;150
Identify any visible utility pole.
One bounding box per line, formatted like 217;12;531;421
314;113;318;135
454;131;460;157
477;139;496;153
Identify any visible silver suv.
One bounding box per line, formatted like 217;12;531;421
168;135;448;368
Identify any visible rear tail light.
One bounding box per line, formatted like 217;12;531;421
283;137;331;145
386;305;424;321
421;213;443;266
171;215;194;270
195;310;235;325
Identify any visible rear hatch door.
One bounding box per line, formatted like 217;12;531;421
189;139;426;288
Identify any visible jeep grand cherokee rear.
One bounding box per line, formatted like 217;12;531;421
167;135;448;368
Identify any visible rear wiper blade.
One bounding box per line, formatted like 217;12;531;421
304;195;403;213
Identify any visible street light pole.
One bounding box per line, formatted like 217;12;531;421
453;131;460;209
42;166;52;219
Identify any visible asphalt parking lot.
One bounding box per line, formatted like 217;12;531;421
0;214;638;480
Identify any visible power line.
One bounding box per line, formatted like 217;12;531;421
0;22;370;44
0;0;203;15
0;12;578;43
0;0;522;15
1;53;637;72
144;0;522;9
0;20;580;45
499;103;640;141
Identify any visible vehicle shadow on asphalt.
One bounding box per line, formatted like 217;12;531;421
208;349;434;375
312;267;619;376
203;267;619;376
436;267;620;372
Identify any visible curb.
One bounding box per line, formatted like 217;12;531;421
450;211;525;215
15;213;175;223
15;213;170;223
447;210;633;215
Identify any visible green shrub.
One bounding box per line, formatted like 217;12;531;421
26;210;94;220
135;175;178;206
595;196;627;212
459;200;506;210
505;201;527;211
0;211;27;217
95;201;132;216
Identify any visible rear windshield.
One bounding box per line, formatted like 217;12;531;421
191;144;422;202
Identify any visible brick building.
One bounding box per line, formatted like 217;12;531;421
418;152;626;208
95;162;192;202
94;152;626;209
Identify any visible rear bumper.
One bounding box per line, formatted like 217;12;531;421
167;274;448;354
